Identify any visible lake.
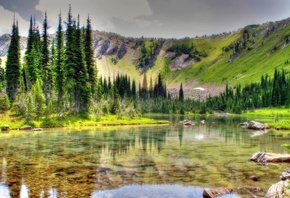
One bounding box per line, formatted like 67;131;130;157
0;115;289;198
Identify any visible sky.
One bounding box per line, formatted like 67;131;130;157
1;0;290;38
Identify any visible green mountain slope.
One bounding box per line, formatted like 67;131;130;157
1;18;290;99
91;18;290;99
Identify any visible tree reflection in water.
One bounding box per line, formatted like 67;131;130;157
0;117;288;197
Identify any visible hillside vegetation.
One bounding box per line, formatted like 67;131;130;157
1;17;290;98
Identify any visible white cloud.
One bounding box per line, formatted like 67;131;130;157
36;0;152;33
0;6;29;36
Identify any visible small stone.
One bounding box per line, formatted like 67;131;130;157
20;125;33;131
203;187;233;198
250;175;259;181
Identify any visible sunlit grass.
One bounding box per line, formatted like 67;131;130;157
0;112;168;131
243;108;290;129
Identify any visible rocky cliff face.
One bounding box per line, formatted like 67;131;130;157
0;31;198;75
0;34;27;56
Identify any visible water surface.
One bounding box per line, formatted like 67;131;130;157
0;116;289;197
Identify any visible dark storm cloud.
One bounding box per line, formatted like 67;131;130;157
2;0;290;38
134;0;290;37
0;0;43;21
109;0;256;38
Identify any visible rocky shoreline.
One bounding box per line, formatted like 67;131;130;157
250;152;290;197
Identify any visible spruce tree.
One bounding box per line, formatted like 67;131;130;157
5;20;21;103
84;16;97;96
41;12;52;104
64;5;77;112
55;13;65;113
179;83;184;102
24;16;42;89
141;73;148;99
131;79;136;99
75;15;91;113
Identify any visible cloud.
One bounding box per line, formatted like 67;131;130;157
1;0;290;38
142;0;260;37
36;0;152;34
0;0;43;22
0;6;30;36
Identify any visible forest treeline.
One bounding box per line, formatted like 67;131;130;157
0;7;289;124
206;68;290;114
0;7;191;124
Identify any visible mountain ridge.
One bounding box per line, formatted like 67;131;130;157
1;17;290;99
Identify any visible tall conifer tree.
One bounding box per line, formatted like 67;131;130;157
64;5;77;112
84;16;97;96
179;83;184;102
75;15;90;113
24;16;42;89
41;12;52;104
5;19;21;102
55;13;65;112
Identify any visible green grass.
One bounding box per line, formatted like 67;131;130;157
0;113;169;131
242;108;290;130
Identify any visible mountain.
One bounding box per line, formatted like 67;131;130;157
1;17;290;99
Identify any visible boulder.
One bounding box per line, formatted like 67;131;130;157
280;169;290;181
240;121;270;130
249;175;259;181
265;180;286;198
203;187;233;198
32;128;43;131
1;124;9;132
20;126;32;131
180;120;196;126
250;152;290;163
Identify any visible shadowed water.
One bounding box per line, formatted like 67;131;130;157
0;116;289;197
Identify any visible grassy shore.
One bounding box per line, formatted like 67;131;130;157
243;108;290;130
0;112;169;130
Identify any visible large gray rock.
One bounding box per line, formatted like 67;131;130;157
265;180;286;198
250;152;290;163
240;121;270;130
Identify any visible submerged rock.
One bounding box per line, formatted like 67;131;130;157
1;124;9;132
180;120;196;126
203;187;233;198
20;126;33;131
32;128;43;131
240;121;270;130
250;152;290;163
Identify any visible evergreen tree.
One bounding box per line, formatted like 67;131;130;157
140;73;148;99
0;59;4;89
75;15;91;113
64;5;77;112
0;94;10;112
84;16;97;96
179;83;184;102
5;20;21;103
131;79;136;99
41;12;52;104
32;78;45;120
55;13;65;113
50;40;56;88
149;76;154;98
24;92;36;123
24;16;42;89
